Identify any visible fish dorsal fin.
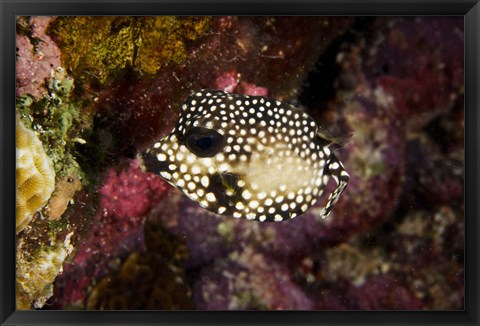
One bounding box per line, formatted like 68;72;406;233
317;129;353;148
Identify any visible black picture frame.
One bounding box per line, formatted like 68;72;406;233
1;1;479;325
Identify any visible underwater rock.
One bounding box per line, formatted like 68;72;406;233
289;204;464;310
402;135;463;207
85;224;191;310
16;232;73;309
314;274;424;310
50;160;170;308
16;63;88;187
334;17;464;133
15;62;95;307
214;71;269;96
320;244;389;286
193;247;314;310
315;94;405;240
22;16;463;311
365;17;464;130
176;199;228;268
86;252;192;310
45;175;82;220
387;207;464;309
48;17;212;88
16;16;62;99
88;16;352;153
16;116;56;234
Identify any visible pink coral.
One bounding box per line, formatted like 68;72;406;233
16;16;62;99
99;160;168;219
73;159;169;268
51;159;170;308
237;81;269;96
215;71;240;93
215;71;269;96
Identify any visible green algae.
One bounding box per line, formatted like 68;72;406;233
48;16;212;87
234;291;268;310
217;220;236;243
16;68;92;184
16;61;93;309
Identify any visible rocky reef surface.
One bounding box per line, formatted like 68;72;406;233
15;16;463;310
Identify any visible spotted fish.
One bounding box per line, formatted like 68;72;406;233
141;89;349;222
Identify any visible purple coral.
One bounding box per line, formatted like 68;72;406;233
365;17;464;129
193;248;314;310
315;275;424;310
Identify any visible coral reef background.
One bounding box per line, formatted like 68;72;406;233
15;16;464;310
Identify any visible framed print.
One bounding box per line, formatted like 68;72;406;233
1;0;479;325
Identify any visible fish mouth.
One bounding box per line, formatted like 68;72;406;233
139;150;170;175
140;149;245;217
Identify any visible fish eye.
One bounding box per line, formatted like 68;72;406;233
185;126;224;157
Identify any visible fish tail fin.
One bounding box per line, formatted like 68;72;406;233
319;154;350;219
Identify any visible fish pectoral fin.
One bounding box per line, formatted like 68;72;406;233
210;172;242;211
319;154;350;219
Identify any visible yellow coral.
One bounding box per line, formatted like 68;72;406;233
16;232;74;309
48;17;212;85
16;116;55;233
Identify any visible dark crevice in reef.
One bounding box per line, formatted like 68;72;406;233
298;17;375;110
